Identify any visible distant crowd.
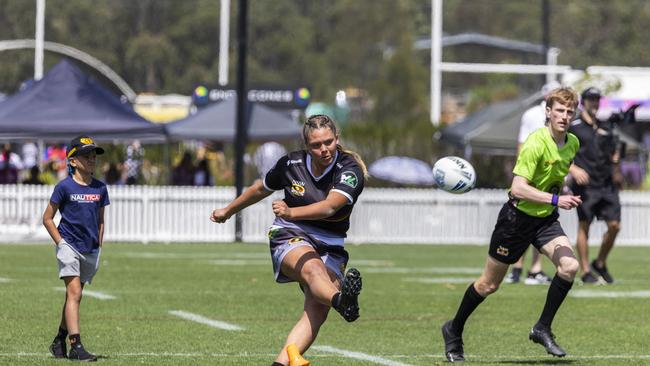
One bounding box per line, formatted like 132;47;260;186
0;140;235;187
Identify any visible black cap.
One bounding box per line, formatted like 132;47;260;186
66;135;105;158
581;87;602;100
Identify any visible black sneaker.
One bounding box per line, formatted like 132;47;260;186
68;343;97;362
335;268;362;322
504;267;522;284
442;320;465;362
524;271;552;285
581;271;600;284
591;260;614;284
49;337;67;358
529;324;566;357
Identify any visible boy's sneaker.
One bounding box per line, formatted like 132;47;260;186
529;324;566;357
49;337;67;358
524;271;552;285
68;342;97;362
442;320;465;362
335;268;362;322
581;271;600;284
591;260;614;284
504;267;522;284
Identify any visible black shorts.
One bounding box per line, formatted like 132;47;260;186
488;202;566;264
571;184;621;223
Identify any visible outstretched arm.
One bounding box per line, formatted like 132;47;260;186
510;175;582;210
272;191;349;220
210;179;273;223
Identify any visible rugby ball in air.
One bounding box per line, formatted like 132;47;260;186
432;156;476;194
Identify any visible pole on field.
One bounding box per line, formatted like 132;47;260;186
430;0;442;126
34;0;45;80
234;0;248;242
218;0;230;86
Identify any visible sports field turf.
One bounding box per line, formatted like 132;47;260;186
1;243;648;365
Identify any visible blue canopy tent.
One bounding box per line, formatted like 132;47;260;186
165;98;301;142
0;60;165;141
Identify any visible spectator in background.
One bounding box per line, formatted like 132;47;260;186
194;159;213;186
569;87;622;285
104;162;124;185
40;161;59;185
172;151;195;186
505;81;560;286
22;141;39;169
124;140;144;185
22;165;44;185
0;143;23;184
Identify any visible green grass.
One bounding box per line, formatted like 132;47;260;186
1;243;649;365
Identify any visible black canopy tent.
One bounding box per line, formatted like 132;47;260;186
0;60;165;142
165;98;301;142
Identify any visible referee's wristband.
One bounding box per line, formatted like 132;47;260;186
551;194;559;206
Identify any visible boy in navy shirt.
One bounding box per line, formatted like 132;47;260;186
43;136;109;361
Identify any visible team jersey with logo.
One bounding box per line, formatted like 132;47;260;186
264;150;365;241
512;127;579;217
50;176;110;253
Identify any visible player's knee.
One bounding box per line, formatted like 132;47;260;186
476;280;499;296
608;221;621;233
558;257;579;279
300;260;327;283
306;302;329;325
66;288;82;302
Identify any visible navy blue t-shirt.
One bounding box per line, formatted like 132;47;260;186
50;176;110;253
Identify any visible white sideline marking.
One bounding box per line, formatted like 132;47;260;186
207;259;268;266
312;345;413;366
404;277;476;284
571;290;650;298
168;310;244;331
122;251;267;259
54;288;116;300
364;267;482;274
0;277;12;283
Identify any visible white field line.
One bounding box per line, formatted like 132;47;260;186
2;352;650;361
207;259;268;266
312;345;413;366
0;277;12;283
54;288;116;300
121;251;267;259
364;267;482;274
571;290;650;298
404;277;476;284
168;310;244;331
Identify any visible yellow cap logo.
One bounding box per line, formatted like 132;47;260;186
80;137;93;145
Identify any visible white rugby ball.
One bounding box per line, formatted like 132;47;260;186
432;156;476;194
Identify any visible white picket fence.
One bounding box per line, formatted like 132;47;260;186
1;184;650;245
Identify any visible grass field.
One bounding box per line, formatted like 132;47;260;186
1;242;649;365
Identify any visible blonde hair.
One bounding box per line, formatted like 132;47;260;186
546;87;579;110
303;115;368;177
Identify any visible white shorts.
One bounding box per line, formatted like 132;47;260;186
56;243;101;284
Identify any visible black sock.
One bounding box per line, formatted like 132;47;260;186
69;334;81;346
271;363;285;366
331;292;341;309
537;274;573;328
56;326;68;340
451;283;485;334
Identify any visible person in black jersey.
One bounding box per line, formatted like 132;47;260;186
211;115;366;366
569;87;621;284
